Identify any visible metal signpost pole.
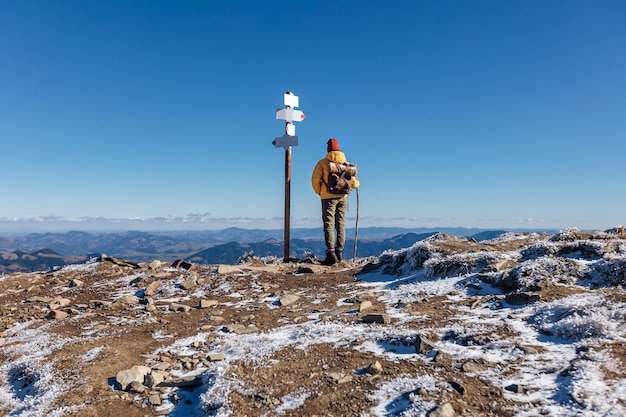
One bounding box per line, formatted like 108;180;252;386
272;92;305;262
284;146;291;261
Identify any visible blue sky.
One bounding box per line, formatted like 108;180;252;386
1;0;624;232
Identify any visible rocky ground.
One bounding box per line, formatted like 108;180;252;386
0;228;625;417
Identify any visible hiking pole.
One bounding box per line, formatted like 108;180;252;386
353;187;360;261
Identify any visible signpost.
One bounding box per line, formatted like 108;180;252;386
273;92;305;262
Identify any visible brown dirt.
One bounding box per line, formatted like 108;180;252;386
0;250;623;417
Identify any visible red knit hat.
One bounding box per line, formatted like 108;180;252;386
327;138;340;152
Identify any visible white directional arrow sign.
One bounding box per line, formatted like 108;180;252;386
275;108;306;123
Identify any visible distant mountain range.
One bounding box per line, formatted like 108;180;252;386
0;227;544;273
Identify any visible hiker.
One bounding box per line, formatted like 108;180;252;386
311;138;359;265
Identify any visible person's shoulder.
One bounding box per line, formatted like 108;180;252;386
327;151;347;163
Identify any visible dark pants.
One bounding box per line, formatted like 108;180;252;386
321;198;347;250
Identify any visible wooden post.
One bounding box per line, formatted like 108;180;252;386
283;147;292;262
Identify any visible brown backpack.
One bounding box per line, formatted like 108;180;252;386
326;162;358;194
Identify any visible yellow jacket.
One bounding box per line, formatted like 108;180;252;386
311;150;360;200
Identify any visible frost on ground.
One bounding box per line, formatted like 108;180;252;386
0;227;625;416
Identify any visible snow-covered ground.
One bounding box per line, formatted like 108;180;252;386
0;228;625;416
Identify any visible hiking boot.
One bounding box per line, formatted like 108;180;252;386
322;249;338;266
335;248;342;262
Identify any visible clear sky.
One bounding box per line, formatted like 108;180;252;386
1;0;624;232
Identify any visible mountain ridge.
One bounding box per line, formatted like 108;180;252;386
0;227;553;273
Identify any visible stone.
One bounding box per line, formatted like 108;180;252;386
145;370;166;388
170;303;191;313
25;296;51;304
148;394;162;406
414;334;436;354
217;265;242;274
207;315;225;324
427;402;455;417
449;380;465;395
206;353;226;361
145;281;161;297
505;383;522;393
47;310;68;320
461;361;485;373
153;362;171;371
49;298;72;310
172;259;193;270
200;299;218;309
366;360;383;374
115;295;139;305
69;279;84;287
128;380;147;393
359;300;373;312
148;260;162;270
180;273;198;291
279;294;300;307
433;350;452;365
326;372;352;384
505;292;541;305
158;375;203;388
362;314;391;324
116;365;151;391
222;324;247;334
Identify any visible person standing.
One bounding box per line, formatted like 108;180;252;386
311;138;360;265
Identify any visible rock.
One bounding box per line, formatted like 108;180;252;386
172;259;194;270
461;361;485;373
222;324;247;334
115;295;139;305
449;380;465;395
144;281;161;297
207;315;225;324
326;372;353;384
49;298;72;310
169;303;192;313
103;256;141;269
153;362;171;371
128;380;148;393
148;394;162;406
414;334;436;354
296;265;327;274
359;262;380;274
362;314;391;324
206;353;226;361
427;402;455;417
69;279;84;287
116;365;151;391
145;370;166;388
200;299;218;309
47;310;68;320
463;334;491;346
505;383;523;393
180;273;198;291
25;296;51;304
358;300;373;312
366;360;383;374
217;265;242;274
433;350;452;365
89;300;111;310
148;260;162;270
279;294;300;307
159;375;203;388
505;292;541;305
